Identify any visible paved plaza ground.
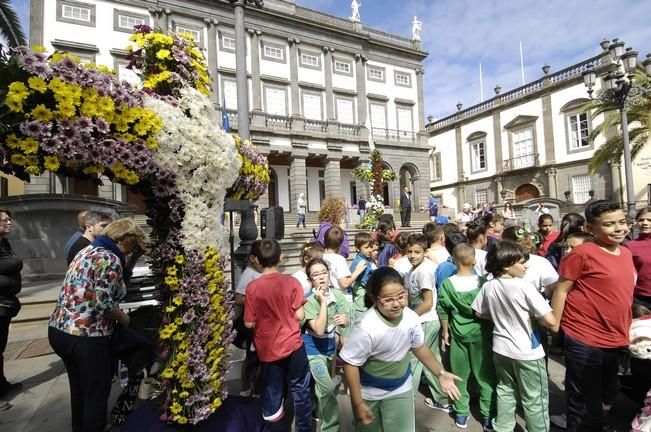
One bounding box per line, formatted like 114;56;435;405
0;280;642;432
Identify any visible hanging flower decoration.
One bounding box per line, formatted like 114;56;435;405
226;134;270;201
352;149;395;228
1;32;252;425
127;24;211;97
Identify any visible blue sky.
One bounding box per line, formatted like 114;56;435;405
9;0;651;119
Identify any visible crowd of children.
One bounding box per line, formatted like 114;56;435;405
233;200;651;432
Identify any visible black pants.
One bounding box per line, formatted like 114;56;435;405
0;315;10;388
401;207;411;226
48;327;113;432
564;333;623;432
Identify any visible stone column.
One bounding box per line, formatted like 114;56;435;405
205;18;219;107
324;156;342;197
541;94;555;164
233;1;250;139
289;155;307;212
355;54;367;125
495;175;504;204
323;46;335;120
161;8;171;32
415;68;425;131
288;37;301;117
248;29;262;111
545;166;558;199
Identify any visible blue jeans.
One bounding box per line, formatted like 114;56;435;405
563;333;623;432
296;213;306;228
261;345;312;432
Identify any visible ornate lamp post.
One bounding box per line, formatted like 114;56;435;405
582;38;651;218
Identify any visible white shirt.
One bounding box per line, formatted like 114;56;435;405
340;307;425;400
405;259;438;323
292;270;312;297
523;254;558;294
323;252;351;291
456;211;474;223
472;277;552;360
428;247;450;265
235;267;262;295
297;197;306;215
474;248;488;276
393;255;412;277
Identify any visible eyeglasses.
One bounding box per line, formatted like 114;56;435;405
377;291;408;306
308;270;329;279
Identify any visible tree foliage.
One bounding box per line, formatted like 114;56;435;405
584;67;651;175
0;0;26;47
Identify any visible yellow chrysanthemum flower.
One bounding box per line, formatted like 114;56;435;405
31;104;54;121
10;154;28;166
43;156;60;172
21;137;39;154
32;45;47;53
28;77;48;93
156;49;172;60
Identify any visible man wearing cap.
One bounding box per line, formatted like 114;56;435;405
455;203;475;224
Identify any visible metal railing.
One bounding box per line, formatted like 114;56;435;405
503;153;539;171
362;26;414;48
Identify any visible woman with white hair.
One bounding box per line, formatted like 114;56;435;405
48;218;147;432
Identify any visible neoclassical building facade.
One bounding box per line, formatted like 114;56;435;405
427;47;650;216
14;0;432;213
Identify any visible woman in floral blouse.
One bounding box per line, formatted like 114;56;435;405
48;218;147;432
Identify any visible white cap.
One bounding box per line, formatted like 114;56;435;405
463;203;472;209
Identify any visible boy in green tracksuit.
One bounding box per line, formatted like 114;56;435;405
302;258;353;432
438;243;496;431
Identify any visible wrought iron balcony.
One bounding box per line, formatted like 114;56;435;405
503;153;539;171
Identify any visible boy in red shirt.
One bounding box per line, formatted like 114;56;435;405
551;200;636;432
244;239;312;431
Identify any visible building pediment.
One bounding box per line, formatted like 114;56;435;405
504;115;538;130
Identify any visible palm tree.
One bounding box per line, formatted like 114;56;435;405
583;67;651;175
0;0;26;47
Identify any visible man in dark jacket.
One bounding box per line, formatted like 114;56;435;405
400;186;412;227
0;207;22;409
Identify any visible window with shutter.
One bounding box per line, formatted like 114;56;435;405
223;80;238;110
265;87;287;115
302;93;322;120
397;107;413;133
336;98;354;124
370;103;386;134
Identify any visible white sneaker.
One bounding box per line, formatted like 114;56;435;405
550;413;567;429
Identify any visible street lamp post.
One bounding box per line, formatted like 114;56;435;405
228;0;263;140
582;38;651;219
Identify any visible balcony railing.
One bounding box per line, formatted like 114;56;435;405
305;119;328;133
503;153;539;171
265;113;290;129
338;123;360;136
372;128;417;143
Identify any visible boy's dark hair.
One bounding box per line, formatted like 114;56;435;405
565;231;594;243
424;226;445;248
422;222;437;244
466;221;487;243
554;212;586;246
324;225;344;250
406;233;427;250
538;213;554;226
394;232;410;254
252;238;282;268
0;207;12;218
364;267;404;308
584;200;621;224
354;232;373;249
445;230;468;255
484;240;529;278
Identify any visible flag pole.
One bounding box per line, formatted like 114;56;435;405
479;63;484;102
519;41;525;85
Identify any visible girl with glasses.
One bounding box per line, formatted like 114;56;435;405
302;258;353;432
340;267;461;431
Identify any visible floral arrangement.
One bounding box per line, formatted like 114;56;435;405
1;39;247;425
358;194;386;229
0;45;163;186
351;149;396;196
127;25;211;97
226;134;270;201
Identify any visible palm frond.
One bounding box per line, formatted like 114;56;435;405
0;0;26;47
